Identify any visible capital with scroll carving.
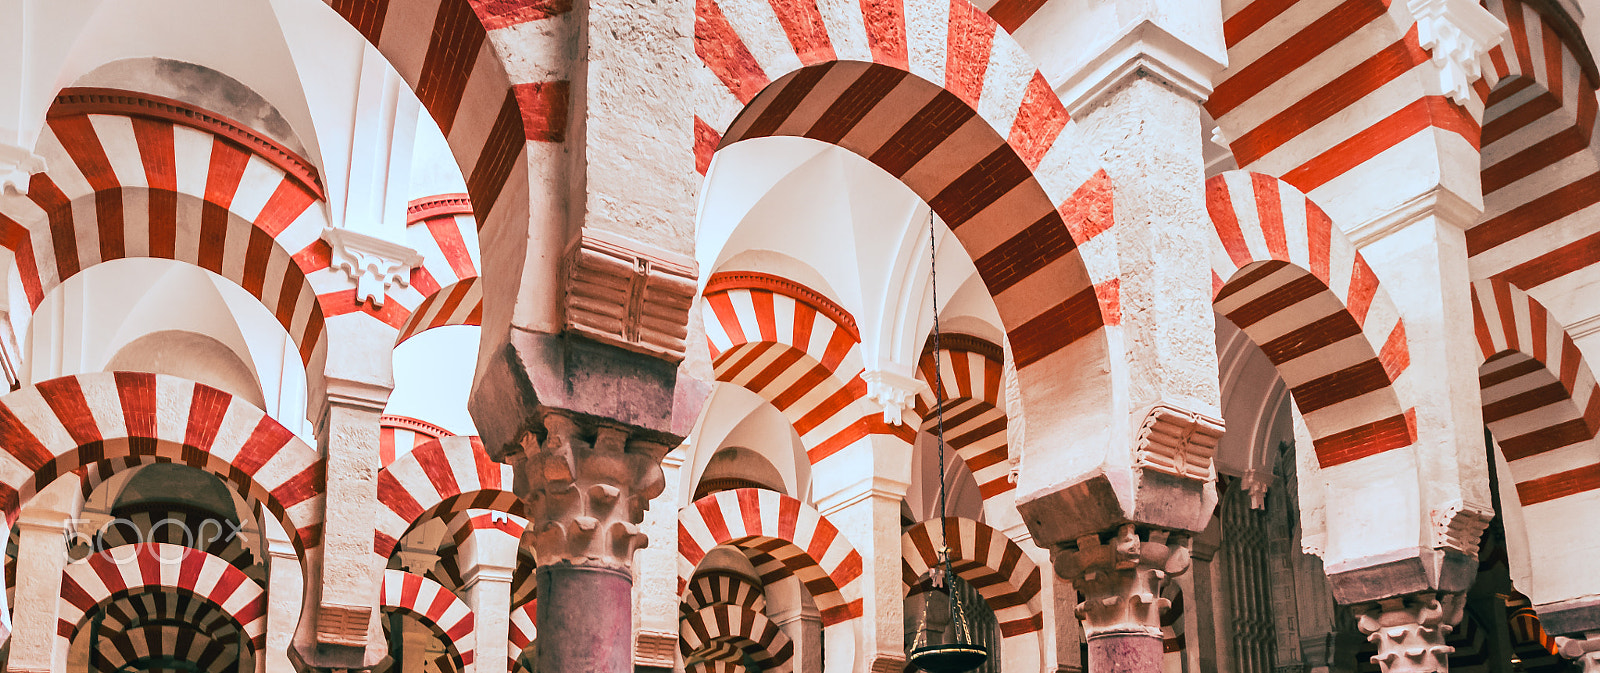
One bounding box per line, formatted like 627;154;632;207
1052;524;1192;639
1352;591;1464;673
513;409;671;571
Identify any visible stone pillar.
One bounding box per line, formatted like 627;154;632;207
634;449;684;672
8;476;84;673
458;528;517;673
767;576;824;673
512;409;673;673
293;370;393;671
1052;525;1191;673
1350;591;1464;673
263;515;305;673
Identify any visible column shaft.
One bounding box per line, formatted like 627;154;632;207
537;565;633;673
8;476;82;673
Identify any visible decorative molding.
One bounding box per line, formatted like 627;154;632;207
0;141;45;197
1052;525;1191;639
862;369;930;426
406;193;474;224
1567;312;1600;341
1302;532;1327;557
921;332;1004;363
1054;21;1226;117
635;629;678;668
1351;591;1465;673
314;603;372;648
1395;0;1509;105
320;228;424;308
565;229;698;362
703;270;858;340
379;414;455;439
1432;500;1494;556
52;87;324;199
1240;469;1272;510
870;654;908;673
1134;404;1225;481
1347;186;1482;248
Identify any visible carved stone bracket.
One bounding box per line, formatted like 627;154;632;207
514;409;671;571
1558;632;1600;673
1432;500;1494;557
565;229;697;363
635;629;677;668
870;654;908;673
1396;0;1508;104
1352;591;1465;673
1135;404;1225;481
314;603;372;649
320;228;423;308
1052;524;1192;640
862;369;929;427
1240;468;1272;510
0;142;45;197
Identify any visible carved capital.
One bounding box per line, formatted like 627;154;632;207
862;369;929;427
320;228;423;307
1432;500;1493;556
0;142;45;197
1351;591;1465;673
1241;469;1272;510
565;229;697;363
1134;404;1224;481
514;408;671;570
1052;524;1191;639
1397;0;1508;104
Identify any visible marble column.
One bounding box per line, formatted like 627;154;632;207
8;476;84;673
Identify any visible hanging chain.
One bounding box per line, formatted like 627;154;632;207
925;208;975;647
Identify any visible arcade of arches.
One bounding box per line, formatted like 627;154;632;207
4;0;1600;672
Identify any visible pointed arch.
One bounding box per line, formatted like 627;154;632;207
913;335;1011;500
374;436;522;558
696;0;1119;395
0;372;324;551
57;544;266;652
1470;0;1600;292
1470;279;1600;504
900;517;1042;638
381;569;476;669
701;272;907;464
678;488;863;625
1205;170;1414;467
680;604;795;673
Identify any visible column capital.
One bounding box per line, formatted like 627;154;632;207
1056;21;1226;118
516;408;673;571
321;375;393;415
1347;186;1483;248
1351;590;1464;673
1051;524;1191;639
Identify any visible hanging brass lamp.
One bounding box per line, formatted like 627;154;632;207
907;210;989;673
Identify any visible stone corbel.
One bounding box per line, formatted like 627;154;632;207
1558;632;1600;673
1240;469;1272;510
1431;499;1494;557
320;228;423;308
564;229;698;363
1395;0;1508;105
0;142;45;197
635;629;677;669
1134;404;1225;481
862;369;930;427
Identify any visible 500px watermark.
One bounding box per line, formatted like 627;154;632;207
60;518;246;564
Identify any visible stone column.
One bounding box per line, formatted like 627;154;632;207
263;515;305;673
458;528;517;673
1052;525;1191;673
8;476;84;673
513;409;673;673
1350;592;1464;673
767;576;824;673
292;369;393;671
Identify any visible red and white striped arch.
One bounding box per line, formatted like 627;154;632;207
901;517;1043;638
395;277;483;346
913;336;1012;500
508;599;537;671
0;372;324;551
1470;279;1600;506
1470;0;1600;295
57;544;266;651
703;272;908;464
681;570;768;617
321;0;569;225
92;624;236;673
1206;171;1414;468
678;488;864;626
382;569;476;668
374;436;522;558
680;605;795;673
443;507;526;549
379;414;454;467
1207;0;1475;204
0;90;330;365
695;0;1119;371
